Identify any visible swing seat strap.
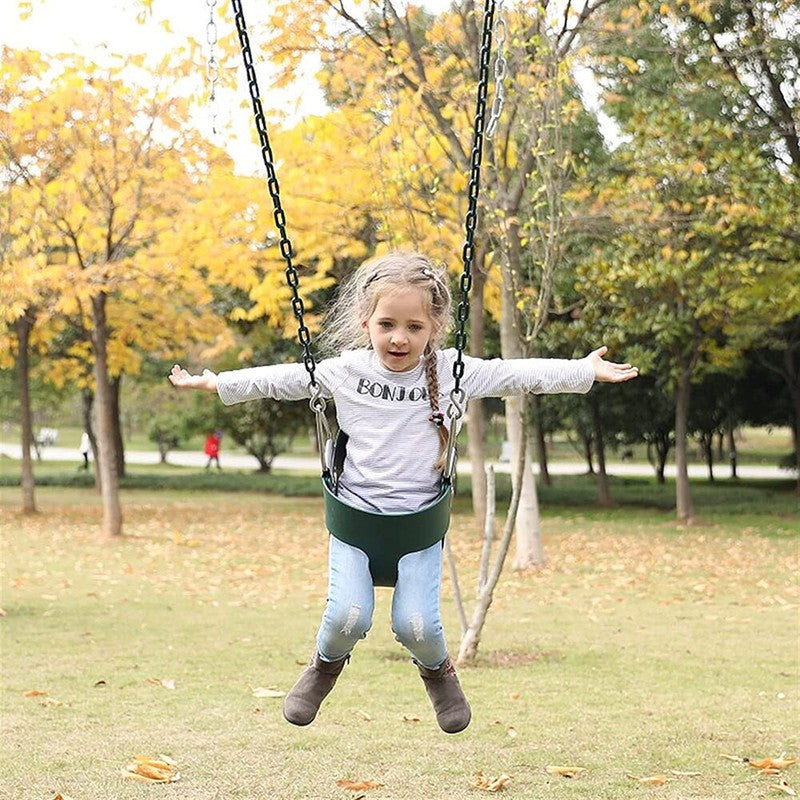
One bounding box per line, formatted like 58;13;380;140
322;476;452;588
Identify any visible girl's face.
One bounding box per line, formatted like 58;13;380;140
363;287;436;372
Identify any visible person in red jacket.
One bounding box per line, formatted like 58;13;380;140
204;431;222;469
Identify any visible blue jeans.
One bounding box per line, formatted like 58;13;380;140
315;535;448;670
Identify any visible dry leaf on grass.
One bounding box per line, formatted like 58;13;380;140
251;687;285;698
50;794;75;800
23;689;47;697
546;765;586;778
669;770;702;777
475;771;512;791
721;753;748;763
401;713;420;722
147;677;175;690
335;778;384;791
626;774;669;786
749;758;799;772
770;780;797;796
123;754;180;783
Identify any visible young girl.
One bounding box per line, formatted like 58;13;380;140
169;251;638;734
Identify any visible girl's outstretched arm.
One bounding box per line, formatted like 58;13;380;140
588;346;639;383
168;364;219;392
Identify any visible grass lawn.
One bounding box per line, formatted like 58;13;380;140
1;486;798;800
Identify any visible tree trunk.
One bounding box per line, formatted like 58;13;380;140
674;362;694;522
783;346;800;493
532;395;551;487
701;432;715;482
590;394;612;507
467;259;488;527
726;421;738;479
81;389;100;490
458;439;527;664
16;310;37;514
583;433;595;474
499;272;543;569
110;375;126;478
91;293;123;538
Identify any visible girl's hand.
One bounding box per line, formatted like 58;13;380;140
168;364;219;392
588;346;639;383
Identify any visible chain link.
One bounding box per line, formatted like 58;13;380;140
485;0;507;140
230;0;320;393
444;0;497;477
206;0;220;134
450;0;497;403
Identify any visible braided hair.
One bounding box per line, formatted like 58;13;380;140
318;251;453;471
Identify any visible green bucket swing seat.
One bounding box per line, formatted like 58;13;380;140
322;431;452;587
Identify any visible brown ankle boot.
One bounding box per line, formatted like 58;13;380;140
415;657;471;733
282;651;348;726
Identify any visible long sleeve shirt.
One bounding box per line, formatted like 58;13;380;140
216;348;594;514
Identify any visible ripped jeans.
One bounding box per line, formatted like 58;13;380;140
315;535;448;670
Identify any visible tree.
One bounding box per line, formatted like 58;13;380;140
1;47;251;535
579;0;800;519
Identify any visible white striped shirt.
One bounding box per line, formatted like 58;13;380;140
217;349;594;513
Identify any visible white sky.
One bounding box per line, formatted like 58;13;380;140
1;0;617;170
0;0;328;172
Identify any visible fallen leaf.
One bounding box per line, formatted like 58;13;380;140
50;795;75;800
749;758;799;771
356;710;372;721
335;779;384;791
401;713;420;722
147;677;176;690
251;687;285;698
123;754;180;783
546;765;585;778
626;774;668;785
721;753;748;763
23;690;47;697
669;770;702;777
769;780;797;796
475;771;512;791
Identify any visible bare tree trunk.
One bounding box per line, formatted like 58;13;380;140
81;389;100;491
726;422;738;479
532;395;551;487
674;362;694;522
783;346;800;494
583;433;595;473
16;310;37;514
110;375;126;478
499;256;544;568
91;293;123;538
467;259;488;527
701;433;715;482
458;438;527;664
590;394;612;507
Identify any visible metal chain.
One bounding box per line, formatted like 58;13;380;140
445;0;498;478
449;0;497;407
229;0;319;393
206;0;220;134
485;0;507;140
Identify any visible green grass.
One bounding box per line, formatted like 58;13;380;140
2;456;798;520
1;487;798;799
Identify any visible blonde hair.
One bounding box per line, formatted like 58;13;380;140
318;251;453;470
